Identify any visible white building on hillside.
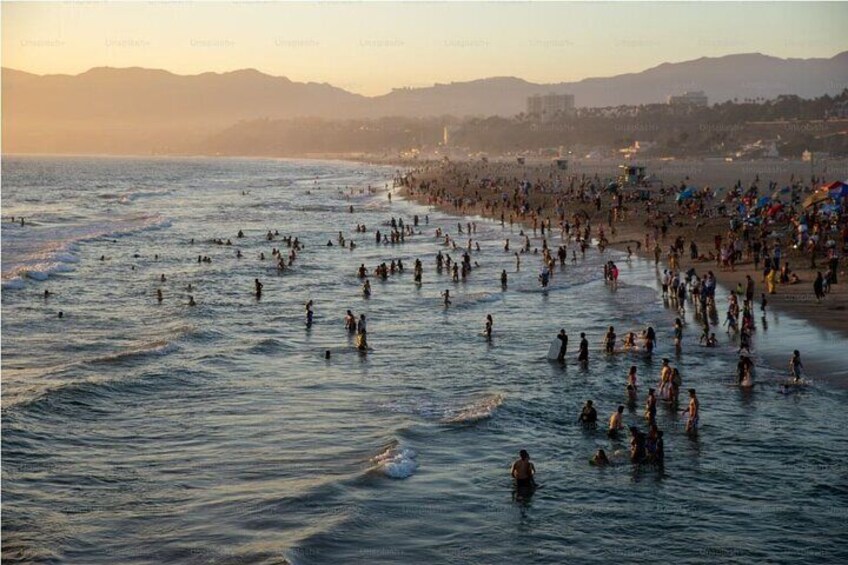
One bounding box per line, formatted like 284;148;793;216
527;93;575;121
667;91;708;107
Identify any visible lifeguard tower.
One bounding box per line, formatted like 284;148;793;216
618;164;647;186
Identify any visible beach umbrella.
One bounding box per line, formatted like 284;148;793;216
803;190;832;209
827;182;848;201
676;188;695;203
757;196;772;209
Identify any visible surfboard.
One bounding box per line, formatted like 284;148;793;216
547;337;563;360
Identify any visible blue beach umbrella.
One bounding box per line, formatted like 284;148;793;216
676;188;695;203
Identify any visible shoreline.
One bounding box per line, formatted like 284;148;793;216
396;159;848;339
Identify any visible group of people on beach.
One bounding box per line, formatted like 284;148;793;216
398;162;841;492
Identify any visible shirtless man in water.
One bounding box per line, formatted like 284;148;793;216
684;389;699;434
510;449;536;488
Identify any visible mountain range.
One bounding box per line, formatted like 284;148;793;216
3;51;847;154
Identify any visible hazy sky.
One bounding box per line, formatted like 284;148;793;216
3;1;847;95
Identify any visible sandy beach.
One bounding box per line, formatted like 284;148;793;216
399;157;848;337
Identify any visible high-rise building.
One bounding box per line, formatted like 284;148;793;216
527;93;575;121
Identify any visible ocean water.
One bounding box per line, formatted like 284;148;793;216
2;156;847;564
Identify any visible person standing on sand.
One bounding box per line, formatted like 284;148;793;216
745;275;755;304
766;267;777;294
813;272;825;302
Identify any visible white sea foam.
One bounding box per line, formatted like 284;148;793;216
371;443;418;479
1;214;170;288
441;393;504;424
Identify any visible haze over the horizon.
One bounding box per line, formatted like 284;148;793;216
3;1;847;95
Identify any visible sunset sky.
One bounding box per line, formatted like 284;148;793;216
3;1;847;95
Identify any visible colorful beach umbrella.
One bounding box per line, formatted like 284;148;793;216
803;190;832;209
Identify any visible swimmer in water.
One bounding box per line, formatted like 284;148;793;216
345;310;357;332
556;329;568;363
673;318;683;351
484;314;493;341
629;426;646;464
254;278;263;298
188;296;196;306
510;449;536;489
577;332;589;365
305;300;314;327
442;289;452;307
789;350;803;382
592;448;610;466
157;289;163;302
604;326;616;354
626;383;637;405
645;388;657;424
363;279;371;298
578;400;597;428
684;389;699;434
501;269;508;289
356;332;368;351
608;405;625;438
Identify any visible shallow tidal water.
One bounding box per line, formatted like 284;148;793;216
2;156;847;564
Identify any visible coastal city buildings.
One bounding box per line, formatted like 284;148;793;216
527;93;576;121
667;90;709;107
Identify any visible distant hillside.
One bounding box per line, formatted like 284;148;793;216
3;52;847;154
1;67;368;154
371;52;848;116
